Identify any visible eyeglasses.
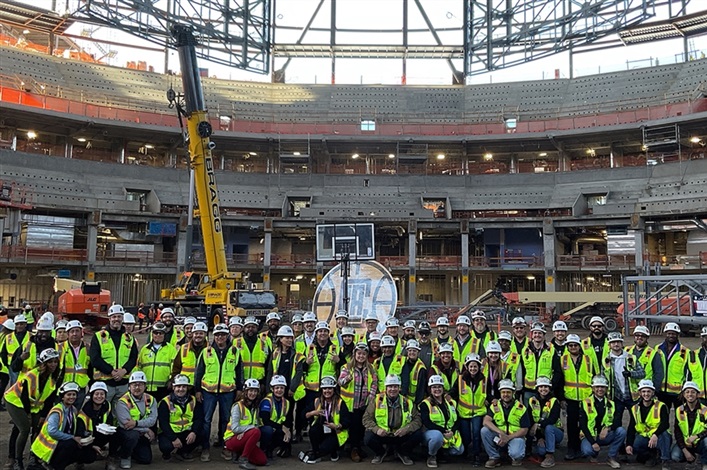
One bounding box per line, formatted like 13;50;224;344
513;326;525;330
214;332;228;337
152;331;165;335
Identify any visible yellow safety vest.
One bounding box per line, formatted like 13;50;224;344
20;342;38;373
200;345;240;393
259;332;275;353
430;363;460;392
521;345;555;390
224;401;260;441
373;393;414;432
581;337;610;370
303;343;338;391
93;330;135;380
457;375;487;418
422;396;462;449
235;337;269;381
261;395;290;425
0;332;7;374
4;368;56;413
561;353;595;401
406;359;426;400
119;393;155;422
168;329;185;348
661;345;693;395
625;345;657;386
161;395;195;433
472;329;497;354
312;397;349;446
510;337;528;356
374;355;405;391
603;352;640;400
177;342;203;384
31;404;77;463
676;404;707;445
489;400;527;434
269;348;306;401
4;331;30;361
581;397;614;438
453;337;475;364
60;342;90;388
138;343;177;391
340;364;376;411
631;400;664;438
528;396;562;429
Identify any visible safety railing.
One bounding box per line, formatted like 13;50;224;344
557;254;636;269
95;249;178;266
0;246;87;263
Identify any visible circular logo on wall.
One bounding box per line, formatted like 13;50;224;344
313;260;397;328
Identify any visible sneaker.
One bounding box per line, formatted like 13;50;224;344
200;450;211;463
238;458;256;470
540;455;556;468
221;450;233;461
512;459;523;467
564;451;579;461
472;456;482;467
607;458;621;469
590;457;599;463
396;452;414;466
330;452;339;462
119;459;131;470
177;452;194;463
351;448;361;463
427;456;438;468
371;455;384;465
661;462;670;470
485;459;501;469
104;461;117;470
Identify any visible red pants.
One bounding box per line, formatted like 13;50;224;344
225;428;267;466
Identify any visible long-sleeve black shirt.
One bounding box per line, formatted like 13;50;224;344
401;359;427;405
11;336;57;372
194;341;243;393
259;395;293;429
578;396;621;445
88;327;138;387
530;395;561;437
626;400;670;446
157;395;203;441
674;403;707;449
420;397;459;433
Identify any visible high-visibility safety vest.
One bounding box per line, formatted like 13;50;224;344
93;330;135;381
200;345;240;393
603;352;640;400
581;397;615;438
510;337;528;356
457;375;487;418
4;368;56;413
528;396;562;429
340;364;376;411
19;342;39;373
688;351;705;397
312;397;349;446
422;395;462;449
160;395;196;433
294;334;315;356
261;394;290;425
503;352;522;380
138;343;177;391
676;403;707;444
269;348;306;401
430;363;460;392
224;401;260;441
560;352;596;401
431;337;453;357
373;393;415;432
405;359;427;399
60;342;91;388
471;329;497;354
453;337;475;364
234;336;269;381
0;332;7;374
625;345;658;385
168;328;185;348
303;343;338;391
4;332;30;362
177;342;204;384
521;345;555;390
489;400;527;434
259;332;275;352
374;355;405;390
660;344;694;395
581;337;610;370
31;403;77;463
119;393;155;423
631;399;664;438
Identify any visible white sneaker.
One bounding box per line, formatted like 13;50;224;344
119;459;131;470
607;458;621;469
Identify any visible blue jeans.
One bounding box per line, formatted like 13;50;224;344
424;430;464;457
580;427;627;459
671;439;707;463
458;416;483;456
633;433;671;461
480;427;525;460
201;391;235;449
536;425;564;456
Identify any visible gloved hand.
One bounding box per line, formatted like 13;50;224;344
622;369;631;378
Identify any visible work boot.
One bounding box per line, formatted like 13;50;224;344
396;452;413;466
484;459;501;469
238;458;256;470
221;450;233;461
200;449;211;462
350;448;361;463
540;455;555;468
427;456;438;468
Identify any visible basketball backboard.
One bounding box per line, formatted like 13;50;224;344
315;223;375;262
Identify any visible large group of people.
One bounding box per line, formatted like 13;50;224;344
2;306;707;470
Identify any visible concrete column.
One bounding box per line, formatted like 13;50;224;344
86;212;99;281
542;218;557;294
558;151;570;172
65;142;73;159
634;229;645;274
176;214;188;272
263;222;272;289
408;220;417;304
461;221;470;305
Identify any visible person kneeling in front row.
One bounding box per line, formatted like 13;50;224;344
671;381;707;470
481;379;529;468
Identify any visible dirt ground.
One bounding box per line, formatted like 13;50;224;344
1;328;702;470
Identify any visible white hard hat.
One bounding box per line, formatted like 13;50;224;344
365;311;379;322
368;331;382;342
89;382;108;394
498;330;513;342
192;322;208;332
244;378;260;390
384;375;402;387
683;381;700;393
536;376;552;388
270;375;287;388
229;316;243;327
591;375;609;388
428;375;445;387
485;341;502;353
456;315;471;326
381;335;396;348
213;324;229;334
403;320;416;329
108;305;125;316
637;379;655;391
2;319;15;331
36;319;54;332
158;304;163;308
552;321;568;332
385;317;399;327
123;313;135;324
152;322;167;332
335;310;349;319
277;325;294;337
321;376;337;388
607;332;624;343
341;326;355;336
24;303;31;309
266;312;281;323
498;379;515;391
437;343;454;354
355;341;369;351
244;316;259;327
701;326;707;337
664;322;681;333
315;321;330;332
66;320;82;331
183;316;197;326
161;307;174;317
291;314;304;324
471;310;486;320
465;353;482;365
512;317;527;326
436;317;450;326
59;381;81;395
633;325;650;337
530;322;546;333
55;320;68;330
172;374;191;386
14;314;27;323
405;339;421;350
589;316;605;326
565;334;581;344
129;371;147;384
303;312;317;323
